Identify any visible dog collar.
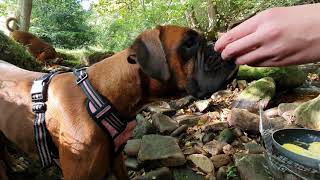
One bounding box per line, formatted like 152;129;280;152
73;68;135;154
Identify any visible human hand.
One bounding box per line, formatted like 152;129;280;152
214;4;320;66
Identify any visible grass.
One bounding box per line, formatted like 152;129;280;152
56;46;113;68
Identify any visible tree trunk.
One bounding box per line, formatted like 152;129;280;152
17;0;33;32
207;0;217;32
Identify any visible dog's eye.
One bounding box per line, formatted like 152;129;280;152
184;37;196;48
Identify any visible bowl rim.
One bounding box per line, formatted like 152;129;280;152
271;128;320;171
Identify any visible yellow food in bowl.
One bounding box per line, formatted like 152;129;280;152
308;142;320;154
282;143;320;160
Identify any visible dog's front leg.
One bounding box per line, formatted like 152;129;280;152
58;137;112;180
112;153;129;180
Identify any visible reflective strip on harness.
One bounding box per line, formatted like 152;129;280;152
73;68;132;152
31;71;60;168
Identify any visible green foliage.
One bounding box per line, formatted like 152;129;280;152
0;0;17;17
226;165;238;179
1;0;309;54
30;0;95;49
90;0;303;52
91;0;189;52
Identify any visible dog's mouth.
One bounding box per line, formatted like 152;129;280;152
186;42;239;99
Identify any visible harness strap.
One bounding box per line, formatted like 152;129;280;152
31;71;60;168
73;68;131;152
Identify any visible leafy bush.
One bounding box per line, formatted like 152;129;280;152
30;0;95;49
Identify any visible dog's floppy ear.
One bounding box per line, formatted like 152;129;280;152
128;28;170;82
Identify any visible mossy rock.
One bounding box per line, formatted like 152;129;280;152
237;65;307;90
232;77;276;112
294;95;320;130
0;31;42;71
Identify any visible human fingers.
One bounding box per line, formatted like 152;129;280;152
220;32;262;60
214;15;259;52
234;46;276;66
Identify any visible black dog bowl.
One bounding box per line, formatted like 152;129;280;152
272;128;320;171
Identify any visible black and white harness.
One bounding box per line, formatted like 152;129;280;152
31;68;133;168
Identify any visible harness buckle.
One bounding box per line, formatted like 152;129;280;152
76;71;88;84
32;102;47;113
31;80;48;102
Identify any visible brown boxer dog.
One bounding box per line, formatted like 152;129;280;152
0;25;238;180
6;17;62;65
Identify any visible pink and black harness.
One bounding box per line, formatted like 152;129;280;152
31;68;134;168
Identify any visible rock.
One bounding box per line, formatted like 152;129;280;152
277;102;301;116
152;113;179;134
125;157;141;171
231;140;242;147
133;114;157;139
182;146;197;155
138;135;186;167
172;167;205;180
237;80;248;90
239;136;250;143
211;90;233;100
244;143;265;154
170;95;196;109
203;140;224;156
210;154;231;169
281;111;296;122
234;154;273;180
294;95;320;130
206;173;217;180
264;107;279;119
216;166;227;180
169;95;196;109
218;129;236;144
231;79;238;89
193;145;210;156
194;99;211;112
146;101;176;116
227;108;260;132
187;154;214;174
237;65;307;91
232;128;243;137
298;63;320;74
204;121;229;132
170;124;188;137
268;116;290;130
136;167;172;180
222;144;235;155
124;139;141;157
202;132;216;144
232;77;276;112
174;114;201;126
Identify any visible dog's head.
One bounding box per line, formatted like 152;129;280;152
128;25;238;98
37;47;63;65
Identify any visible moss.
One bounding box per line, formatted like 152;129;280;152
239;77;276;101
0;31;42;71
237;65;307;90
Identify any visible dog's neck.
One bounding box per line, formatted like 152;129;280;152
86;49;166;117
